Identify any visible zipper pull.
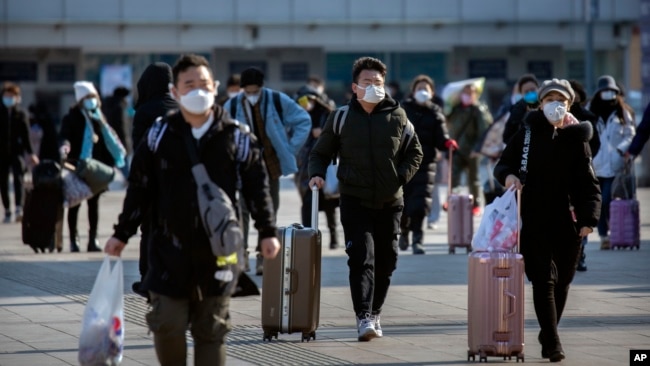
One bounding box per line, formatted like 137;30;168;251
569;205;577;222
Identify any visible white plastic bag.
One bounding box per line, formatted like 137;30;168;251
472;186;519;251
79;256;124;366
323;163;339;199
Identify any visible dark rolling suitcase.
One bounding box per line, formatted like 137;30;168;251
262;186;321;342
22;160;64;253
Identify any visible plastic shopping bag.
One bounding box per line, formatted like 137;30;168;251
323;163;339;199
78;256;124;366
472;186;519;251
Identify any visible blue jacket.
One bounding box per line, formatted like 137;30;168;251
224;88;311;176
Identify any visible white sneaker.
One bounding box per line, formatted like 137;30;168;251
371;314;382;337
357;314;378;341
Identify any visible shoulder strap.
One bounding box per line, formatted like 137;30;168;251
229;98;237;119
519;123;531;185
272;91;283;123
147;116;168;153
333;105;350;135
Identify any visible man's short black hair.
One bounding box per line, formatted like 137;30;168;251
240;67;265;87
352;57;387;84
516;73;539;92
226;74;241;87
172;54;212;86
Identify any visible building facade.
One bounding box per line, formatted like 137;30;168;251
0;0;641;118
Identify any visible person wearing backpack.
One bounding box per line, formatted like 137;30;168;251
223;67;310;275
104;54;280;366
309;57;423;342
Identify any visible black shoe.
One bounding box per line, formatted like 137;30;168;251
549;349;566;362
398;234;409;251
330;241;339;250
576;261;587;272
70;240;80;253
131;281;150;301
412;243;425;255
87;239;102;252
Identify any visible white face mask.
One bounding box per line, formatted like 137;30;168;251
227;91;240;99
246;93;260;105
543;101;567;124
179;88;215;115
460;93;473;106
414;90;431;104
600;90;617;101
359;84;385;104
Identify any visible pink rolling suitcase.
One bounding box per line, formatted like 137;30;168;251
447;148;473;254
609;199;640;250
467;190;525;362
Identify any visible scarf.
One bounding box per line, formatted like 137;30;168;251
80;108;126;168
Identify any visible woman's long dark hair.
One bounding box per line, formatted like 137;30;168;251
589;92;634;125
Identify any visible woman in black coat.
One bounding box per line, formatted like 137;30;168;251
399;75;457;254
60;81;126;252
494;79;601;363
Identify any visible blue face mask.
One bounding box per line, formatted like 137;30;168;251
2;96;16;108
83;98;99;111
523;91;538;104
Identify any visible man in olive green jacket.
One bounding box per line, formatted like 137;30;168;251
309;57;422;342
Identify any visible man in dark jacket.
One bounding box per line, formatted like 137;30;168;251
102;86;131;179
1;82;39;223
130;62;178;297
105;54;280;365
627;101;650;158
309;57;423;342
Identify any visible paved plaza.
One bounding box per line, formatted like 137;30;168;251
0;176;649;365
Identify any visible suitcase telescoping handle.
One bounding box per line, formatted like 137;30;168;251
515;188;521;253
447;147;453;201
311;184;319;230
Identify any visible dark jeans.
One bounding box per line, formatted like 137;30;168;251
339;194;402;318
521;229;581;349
0;156;25;212
597;176;614;237
241;177;279;252
146;292;231;366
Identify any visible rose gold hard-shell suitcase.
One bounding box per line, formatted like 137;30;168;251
446;149;473;254
467;189;524;362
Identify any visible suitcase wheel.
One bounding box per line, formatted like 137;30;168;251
263;331;278;342
301;331;315;342
449;247;455;254
516;353;524;362
467;351;476;362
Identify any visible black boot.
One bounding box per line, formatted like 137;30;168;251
577;245;587;272
412;230;425;255
398;230;410;251
87;230;102;252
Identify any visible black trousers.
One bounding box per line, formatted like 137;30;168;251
67;193;102;238
0;156;25;212
339;194;402;318
241;177;279;252
521;227;581;348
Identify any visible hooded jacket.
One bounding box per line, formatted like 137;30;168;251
309;95;423;209
112;105;277;298
590;108;635;178
494;110;601;242
132;63;178;148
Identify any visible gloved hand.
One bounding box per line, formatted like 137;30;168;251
445;139;459;151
